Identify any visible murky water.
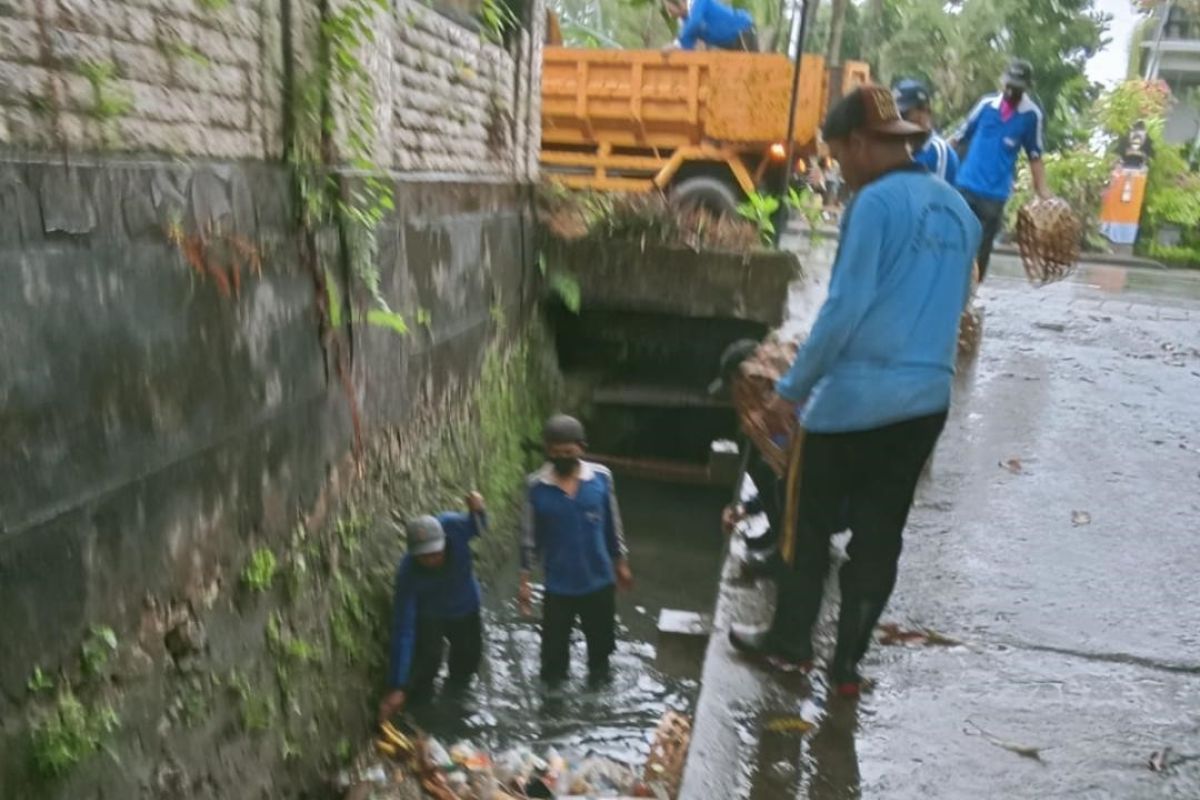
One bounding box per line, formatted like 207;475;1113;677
409;478;726;766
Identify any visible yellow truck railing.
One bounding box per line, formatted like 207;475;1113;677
540;45;869;206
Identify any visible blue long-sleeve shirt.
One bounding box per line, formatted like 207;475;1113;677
676;0;754;49
520;461;628;597
776;166;982;433
388;512;484;689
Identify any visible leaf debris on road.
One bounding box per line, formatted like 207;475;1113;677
965;720;1046;763
877;623;962;648
1071;510;1091;526
1000;458;1024;474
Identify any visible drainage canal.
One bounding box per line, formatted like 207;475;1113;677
409;296;770;766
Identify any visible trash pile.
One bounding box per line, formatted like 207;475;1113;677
335;712;691;800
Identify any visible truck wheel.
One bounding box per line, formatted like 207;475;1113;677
670;176;742;217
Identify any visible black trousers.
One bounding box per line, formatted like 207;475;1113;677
718;26;758;52
541;585;616;682
959;188;1007;281
745;449;783;551
769;412;947;678
407;612;483;700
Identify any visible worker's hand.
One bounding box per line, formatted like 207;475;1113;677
378;690;407;724
517;573;533;616
465;491;485;514
763;393;797;437
721;504;744;535
615;559;635;591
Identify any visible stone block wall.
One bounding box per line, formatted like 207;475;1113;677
0;0;543;179
386;0;543;180
0;0;285;158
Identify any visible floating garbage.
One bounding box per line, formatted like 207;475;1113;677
338;710;692;800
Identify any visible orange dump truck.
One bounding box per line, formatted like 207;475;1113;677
540;45;869;213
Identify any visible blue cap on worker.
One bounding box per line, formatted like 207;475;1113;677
892;79;931;115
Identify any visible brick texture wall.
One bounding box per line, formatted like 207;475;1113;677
387;0;543;180
0;0;285;159
0;0;542;180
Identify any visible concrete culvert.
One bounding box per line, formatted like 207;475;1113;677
670;176;742;217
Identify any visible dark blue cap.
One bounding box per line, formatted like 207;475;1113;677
892;79;931;115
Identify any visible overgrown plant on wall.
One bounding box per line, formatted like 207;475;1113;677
291;0;405;335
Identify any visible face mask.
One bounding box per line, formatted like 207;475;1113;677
551;456;579;476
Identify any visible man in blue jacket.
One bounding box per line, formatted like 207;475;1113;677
893;78;958;184
519;415;634;684
378;492;487;723
951;59;1050;280
663;0;758;51
730;86;981;697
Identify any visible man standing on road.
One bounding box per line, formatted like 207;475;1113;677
663;0;758;52
519;415;634;685
951;59;1050;281
379;492;488;723
729;86;981;697
894;78;958;184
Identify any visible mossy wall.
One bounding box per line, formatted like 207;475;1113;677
0;161;557;799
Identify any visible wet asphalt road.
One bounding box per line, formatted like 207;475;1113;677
682;252;1200;799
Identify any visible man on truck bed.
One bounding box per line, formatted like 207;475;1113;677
663;0;758;52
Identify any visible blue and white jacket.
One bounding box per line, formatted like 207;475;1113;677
521;461;628;597
954;92;1045;201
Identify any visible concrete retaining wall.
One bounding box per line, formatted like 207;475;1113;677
0;156;551;798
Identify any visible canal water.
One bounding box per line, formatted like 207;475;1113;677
409;478;728;767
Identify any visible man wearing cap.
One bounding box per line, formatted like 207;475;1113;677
662;0;758;52
519;415;634;684
893;78;959;184
378;492;488;722
951;59;1050;281
730;86;981;697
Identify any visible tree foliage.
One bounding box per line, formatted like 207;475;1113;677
812;0;1109;150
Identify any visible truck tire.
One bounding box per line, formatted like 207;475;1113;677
670;176;742;217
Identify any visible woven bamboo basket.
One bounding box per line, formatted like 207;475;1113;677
732;335;799;477
642;710;692;799
1016;197;1081;285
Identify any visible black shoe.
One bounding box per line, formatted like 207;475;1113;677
744;529;778;553
741;549;783;580
728;628;813;674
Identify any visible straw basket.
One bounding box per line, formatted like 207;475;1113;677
642;711;692;799
732;335;799;477
1016;197;1081;285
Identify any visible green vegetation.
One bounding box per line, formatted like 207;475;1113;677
737;191;781;245
228;671;275;733
27;667;55;695
480;0;520;43
161;38;212;68
242;548;278;593
78;60;132;125
28;691;120;777
80;626;118;679
786;186;825;237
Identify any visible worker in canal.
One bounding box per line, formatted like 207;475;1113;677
730;86;981;697
378;492;488;723
950;59;1050;281
519;415;635;685
662;0;758;52
893;78;958;184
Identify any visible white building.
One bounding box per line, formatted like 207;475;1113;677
1143;2;1200;145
